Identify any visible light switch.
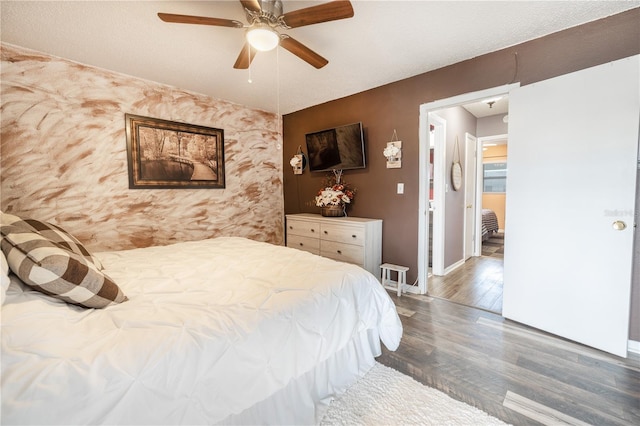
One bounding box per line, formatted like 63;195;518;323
397;183;404;194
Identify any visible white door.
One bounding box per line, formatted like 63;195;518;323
503;56;639;357
463;133;477;259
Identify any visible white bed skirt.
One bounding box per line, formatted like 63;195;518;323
221;328;382;425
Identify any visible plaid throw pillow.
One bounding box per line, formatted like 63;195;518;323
0;212;104;270
1;250;9;305
1;226;127;309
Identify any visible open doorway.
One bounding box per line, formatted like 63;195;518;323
478;134;508;259
418;84;515;314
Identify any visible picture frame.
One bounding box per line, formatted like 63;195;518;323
125;114;225;189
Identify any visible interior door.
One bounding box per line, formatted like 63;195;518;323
503;55;639;357
464;133;477;259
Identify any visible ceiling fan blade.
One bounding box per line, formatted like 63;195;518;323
233;42;257;69
158;13;244;28
279;35;328;69
239;0;261;13
282;1;354;29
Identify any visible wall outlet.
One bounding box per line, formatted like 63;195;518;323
397;183;404;194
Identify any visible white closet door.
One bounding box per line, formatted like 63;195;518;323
503;56;639;357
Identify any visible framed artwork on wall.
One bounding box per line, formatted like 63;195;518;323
125;114;225;189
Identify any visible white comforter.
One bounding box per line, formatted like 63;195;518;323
1;237;402;425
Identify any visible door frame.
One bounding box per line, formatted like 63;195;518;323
430;113;446;276
463;132;478;259
417;83;519;294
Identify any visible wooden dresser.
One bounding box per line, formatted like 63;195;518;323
285;213;382;278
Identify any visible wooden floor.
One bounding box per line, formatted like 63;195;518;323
429;232;505;313
377;294;640;425
429;256;504;313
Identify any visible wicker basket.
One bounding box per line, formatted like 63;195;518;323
321;205;345;217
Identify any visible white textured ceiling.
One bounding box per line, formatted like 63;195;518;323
463;96;509;118
1;1;637;115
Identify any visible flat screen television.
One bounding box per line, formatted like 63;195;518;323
305;122;365;172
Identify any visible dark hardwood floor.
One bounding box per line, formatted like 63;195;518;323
377;294;640;425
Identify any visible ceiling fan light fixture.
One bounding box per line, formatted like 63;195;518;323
246;24;280;52
481;96;503;105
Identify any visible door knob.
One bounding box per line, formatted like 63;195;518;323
612;220;627;231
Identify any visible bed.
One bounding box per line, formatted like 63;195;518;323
1;214;402;425
482;208;500;241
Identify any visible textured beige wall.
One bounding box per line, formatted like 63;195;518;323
1;43;284;251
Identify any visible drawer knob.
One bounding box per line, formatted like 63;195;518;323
324;230;328;234
351;234;356;238
337;250;342;254
311;229;315;233
299;243;304;246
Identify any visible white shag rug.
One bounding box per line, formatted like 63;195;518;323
321;362;507;425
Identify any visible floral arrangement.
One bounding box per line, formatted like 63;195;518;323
315;170;356;207
383;144;400;160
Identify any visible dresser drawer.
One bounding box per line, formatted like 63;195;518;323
286;234;320;255
320;223;365;246
320;240;364;265
286;219;321;238
285;214;381;278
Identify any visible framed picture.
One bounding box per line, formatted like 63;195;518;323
125;114;225;189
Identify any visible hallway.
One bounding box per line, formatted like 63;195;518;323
428;233;504;313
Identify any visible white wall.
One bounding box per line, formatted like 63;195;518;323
477;114;508;137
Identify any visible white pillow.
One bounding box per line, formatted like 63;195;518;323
1;249;9;305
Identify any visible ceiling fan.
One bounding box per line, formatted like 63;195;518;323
158;0;354;69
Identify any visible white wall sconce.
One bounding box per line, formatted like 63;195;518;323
383;130;402;169
290;145;307;175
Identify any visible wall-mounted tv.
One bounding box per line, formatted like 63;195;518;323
305;122;365;172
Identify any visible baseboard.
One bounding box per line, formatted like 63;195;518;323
403;285;420;295
443;259;465;275
628;340;640;354
384;282;421;295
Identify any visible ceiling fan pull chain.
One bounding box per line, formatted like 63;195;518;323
247;47;253;83
276;46;282;150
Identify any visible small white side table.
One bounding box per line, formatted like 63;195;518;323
380;263;409;296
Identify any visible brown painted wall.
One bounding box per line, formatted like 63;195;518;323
282;9;640;339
